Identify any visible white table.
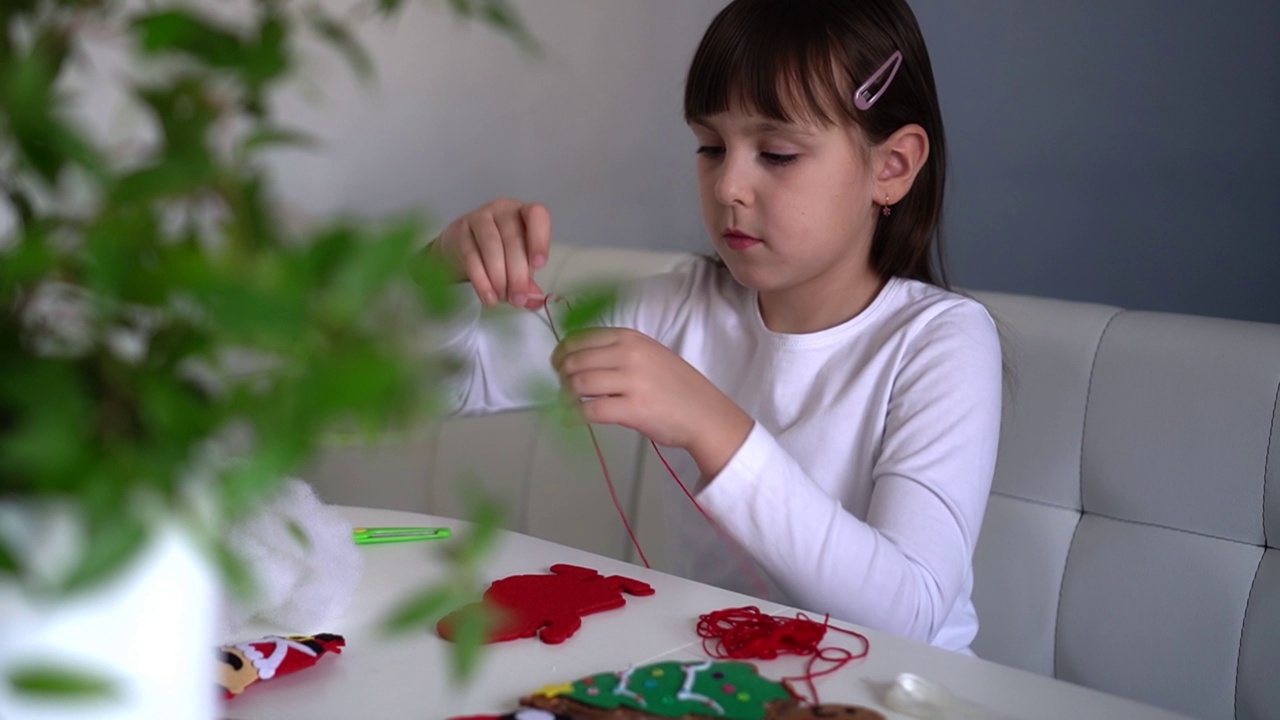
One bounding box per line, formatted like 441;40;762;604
219;507;1190;720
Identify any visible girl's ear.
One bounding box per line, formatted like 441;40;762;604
875;124;929;205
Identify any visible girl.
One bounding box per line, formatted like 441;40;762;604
428;0;1002;655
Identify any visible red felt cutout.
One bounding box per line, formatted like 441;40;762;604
437;564;655;644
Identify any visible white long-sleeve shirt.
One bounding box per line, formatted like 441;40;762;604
436;257;1003;653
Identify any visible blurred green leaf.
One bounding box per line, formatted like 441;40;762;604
46;119;110;184
61;513;148;594
408;251;461;316
380;585;455;635
8;664;117;701
1;45;107;185
225;173;278;251
85;208;170;303
450;601;496;681
133;10;246;68
286;519;311;550
135;373;218;468
2;184;37;228
212;537;258;601
218;466;273;520
445;485;503;566
323;220;422;318
143;80;218;147
151;240;217;292
306;9;373;80
218;452;293;519
0;230;58;283
0;362;96;492
0;538;20;575
200;284;308;344
123;79;218;191
446;0;538;54
243;15;289;88
375;0;409;15
114;160;214;205
290;347;417;432
239;126;318;160
0;0;41;22
3;46;61;182
31;26;72;79
557;286;619;335
481;4;516;30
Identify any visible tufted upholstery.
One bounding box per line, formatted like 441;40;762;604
969;293;1280;720
306;246;1280;720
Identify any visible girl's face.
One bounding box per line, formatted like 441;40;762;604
690;107;882;322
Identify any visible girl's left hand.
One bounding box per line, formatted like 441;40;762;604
551;328;754;478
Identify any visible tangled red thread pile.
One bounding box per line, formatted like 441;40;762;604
697;606;870;704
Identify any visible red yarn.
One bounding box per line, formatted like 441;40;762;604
696;606;869;705
543;297;649;568
540;295;770;597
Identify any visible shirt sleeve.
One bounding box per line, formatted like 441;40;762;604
432;288;561;416
695;301;1003;644
433;262;700;417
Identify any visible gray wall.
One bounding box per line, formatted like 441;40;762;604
272;1;1278;324
913;1;1280;323
272;0;719;255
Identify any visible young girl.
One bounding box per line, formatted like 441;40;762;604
428;0;1002;655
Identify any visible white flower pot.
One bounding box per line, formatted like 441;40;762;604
0;527;217;720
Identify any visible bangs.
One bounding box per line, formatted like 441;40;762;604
684;3;858;127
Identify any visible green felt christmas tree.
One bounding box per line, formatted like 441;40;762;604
547;660;794;720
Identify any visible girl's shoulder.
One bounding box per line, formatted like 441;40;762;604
879;277;1001;351
887;277;996;325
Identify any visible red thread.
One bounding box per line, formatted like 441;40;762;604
696;605;869;705
542;296;649;568
541;295;770;597
645;441;772;599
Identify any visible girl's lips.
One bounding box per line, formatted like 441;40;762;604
723;231;761;251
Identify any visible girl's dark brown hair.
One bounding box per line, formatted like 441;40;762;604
684;0;949;288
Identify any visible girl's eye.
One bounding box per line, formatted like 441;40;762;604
695;146;797;166
762;152;799;166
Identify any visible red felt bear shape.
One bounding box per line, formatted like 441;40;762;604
437;564;655;644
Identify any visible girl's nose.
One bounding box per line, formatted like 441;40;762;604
714;155;752;207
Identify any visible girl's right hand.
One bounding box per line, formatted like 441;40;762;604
430;198;552;310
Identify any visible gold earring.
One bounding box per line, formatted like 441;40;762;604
882;193;892;217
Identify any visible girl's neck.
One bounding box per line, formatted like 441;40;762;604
757;262;886;335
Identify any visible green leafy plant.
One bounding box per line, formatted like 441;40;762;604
0;0;531;698
380;484;506;681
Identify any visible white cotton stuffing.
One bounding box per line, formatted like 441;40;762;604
219;479;362;636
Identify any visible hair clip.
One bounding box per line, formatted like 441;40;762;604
854;50;903;111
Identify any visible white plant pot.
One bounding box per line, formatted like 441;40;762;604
0;527;217;720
